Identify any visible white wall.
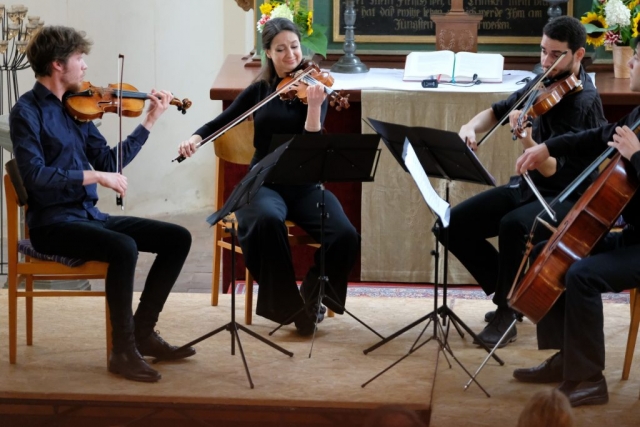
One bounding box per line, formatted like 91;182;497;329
12;0;254;217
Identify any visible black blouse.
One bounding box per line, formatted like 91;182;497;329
194;78;328;167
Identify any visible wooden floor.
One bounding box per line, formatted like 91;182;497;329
1;200;640;427
0;291;436;426
1;290;639;426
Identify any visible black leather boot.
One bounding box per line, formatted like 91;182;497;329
484;309;524;323
137;331;196;361
108;346;161;382
474;307;517;348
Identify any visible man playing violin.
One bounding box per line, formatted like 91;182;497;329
513;37;640;407
9;26;195;383
438;16;607;348
178;18;359;336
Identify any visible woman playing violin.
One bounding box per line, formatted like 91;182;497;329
513;37;640;407
178;17;359;336
436;16;607;348
9;26;195;383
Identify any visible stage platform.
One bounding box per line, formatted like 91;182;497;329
0;291;437;426
1;290;639;426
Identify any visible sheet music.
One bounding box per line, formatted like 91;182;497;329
402;139;450;228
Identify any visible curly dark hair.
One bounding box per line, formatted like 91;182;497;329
26;25;92;77
543;16;586;53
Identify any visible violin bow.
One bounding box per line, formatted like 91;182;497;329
512;83;541;140
471;52;568;225
172;65;316;163
116;54;125;210
475;51;567;148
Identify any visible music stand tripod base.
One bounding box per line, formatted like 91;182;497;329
263;133;384;357
154;153;297;388
360;119;503;392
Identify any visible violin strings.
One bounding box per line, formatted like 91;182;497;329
107;89;144;98
301;75;332;94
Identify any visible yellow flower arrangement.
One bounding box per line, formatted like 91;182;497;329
582;0;640;47
257;1;327;57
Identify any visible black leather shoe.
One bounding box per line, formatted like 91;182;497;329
474;307;517;348
299;280;341;315
513;352;563;383
307;302;325;324
294;310;317;336
558;377;609;407
484;310;524;323
137;331;196;361
109;347;161;382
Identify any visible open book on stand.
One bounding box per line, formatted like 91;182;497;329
403;50;504;83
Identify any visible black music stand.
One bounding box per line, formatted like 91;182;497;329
153;143;294;389
360;118;501;395
265;133;384;357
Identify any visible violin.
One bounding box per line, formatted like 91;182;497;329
64;81;192;122
512;73;582;139
172;61;348;163
276;61;350;111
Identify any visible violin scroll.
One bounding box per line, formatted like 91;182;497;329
329;91;350;111
276;61;350;112
174;98;192;115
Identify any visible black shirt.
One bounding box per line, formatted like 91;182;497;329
194;78;328;167
546;106;640;229
492;66;607;199
9;82;150;229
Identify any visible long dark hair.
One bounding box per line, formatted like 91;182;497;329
258;17;302;85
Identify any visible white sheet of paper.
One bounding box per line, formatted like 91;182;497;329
402;139;450;228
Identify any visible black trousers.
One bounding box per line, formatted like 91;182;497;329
536;230;640;381
234;184;360;324
439;184;574;308
30;216;192;352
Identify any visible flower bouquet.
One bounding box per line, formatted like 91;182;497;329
257;0;328;58
581;0;640;47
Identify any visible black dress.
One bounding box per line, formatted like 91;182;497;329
194;78;359;323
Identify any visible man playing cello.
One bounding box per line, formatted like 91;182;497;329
513;37;640;407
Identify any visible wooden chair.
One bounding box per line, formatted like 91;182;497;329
4;159;112;365
622;287;640;381
211;120;324;325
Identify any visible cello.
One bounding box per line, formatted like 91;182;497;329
509;140;640;323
